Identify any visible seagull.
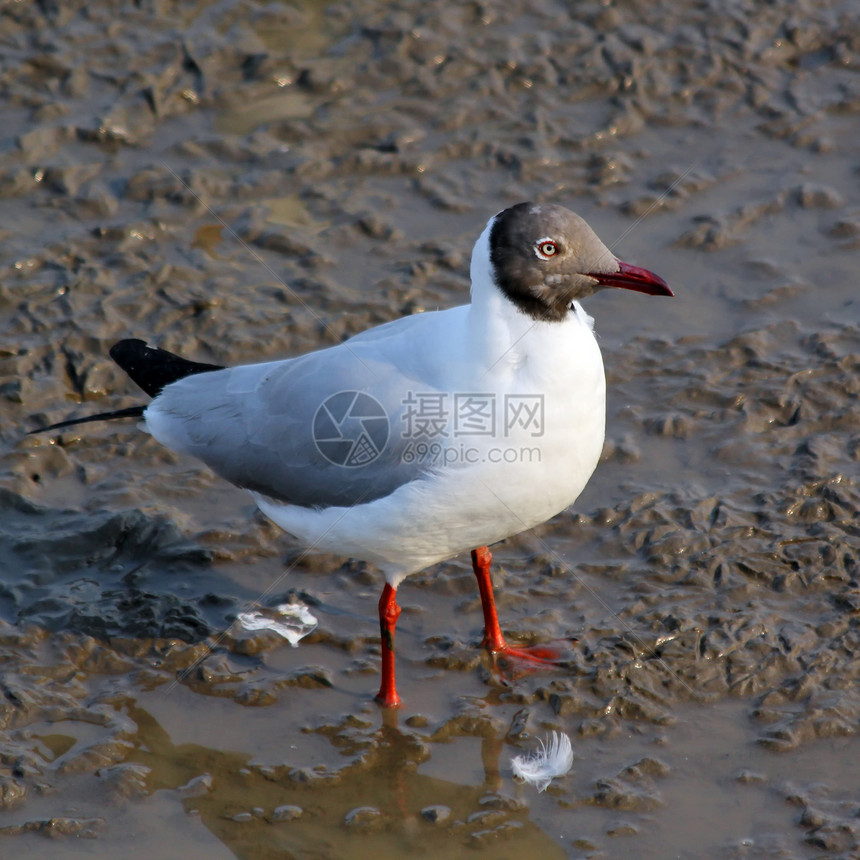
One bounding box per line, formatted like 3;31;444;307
32;202;672;707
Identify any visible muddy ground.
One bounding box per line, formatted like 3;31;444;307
0;0;858;857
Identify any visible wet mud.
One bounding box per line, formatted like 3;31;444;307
1;0;859;857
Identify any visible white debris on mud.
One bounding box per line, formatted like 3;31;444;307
236;603;318;647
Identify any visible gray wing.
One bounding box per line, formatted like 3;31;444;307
146;310;464;508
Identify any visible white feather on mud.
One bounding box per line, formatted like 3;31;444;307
511;731;574;792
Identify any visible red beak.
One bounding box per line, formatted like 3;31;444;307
587;260;673;297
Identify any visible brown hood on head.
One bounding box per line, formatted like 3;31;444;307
488;203;672;322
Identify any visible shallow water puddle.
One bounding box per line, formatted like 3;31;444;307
4;688;852;859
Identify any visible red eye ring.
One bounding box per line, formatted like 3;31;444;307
536;240;558;258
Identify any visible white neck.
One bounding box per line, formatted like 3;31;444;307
467;221;536;365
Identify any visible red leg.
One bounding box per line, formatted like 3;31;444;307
471;546;559;663
375;583;402;708
472;546;506;652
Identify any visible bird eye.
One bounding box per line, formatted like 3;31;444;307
536;240;559;259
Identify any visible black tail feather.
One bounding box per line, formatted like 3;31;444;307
28;405;146;435
109;338;224;397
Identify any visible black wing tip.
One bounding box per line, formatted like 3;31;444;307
29;339;225;436
109;338;149;363
110;338;224;397
28;405;146;436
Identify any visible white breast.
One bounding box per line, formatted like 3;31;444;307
257;301;606;584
